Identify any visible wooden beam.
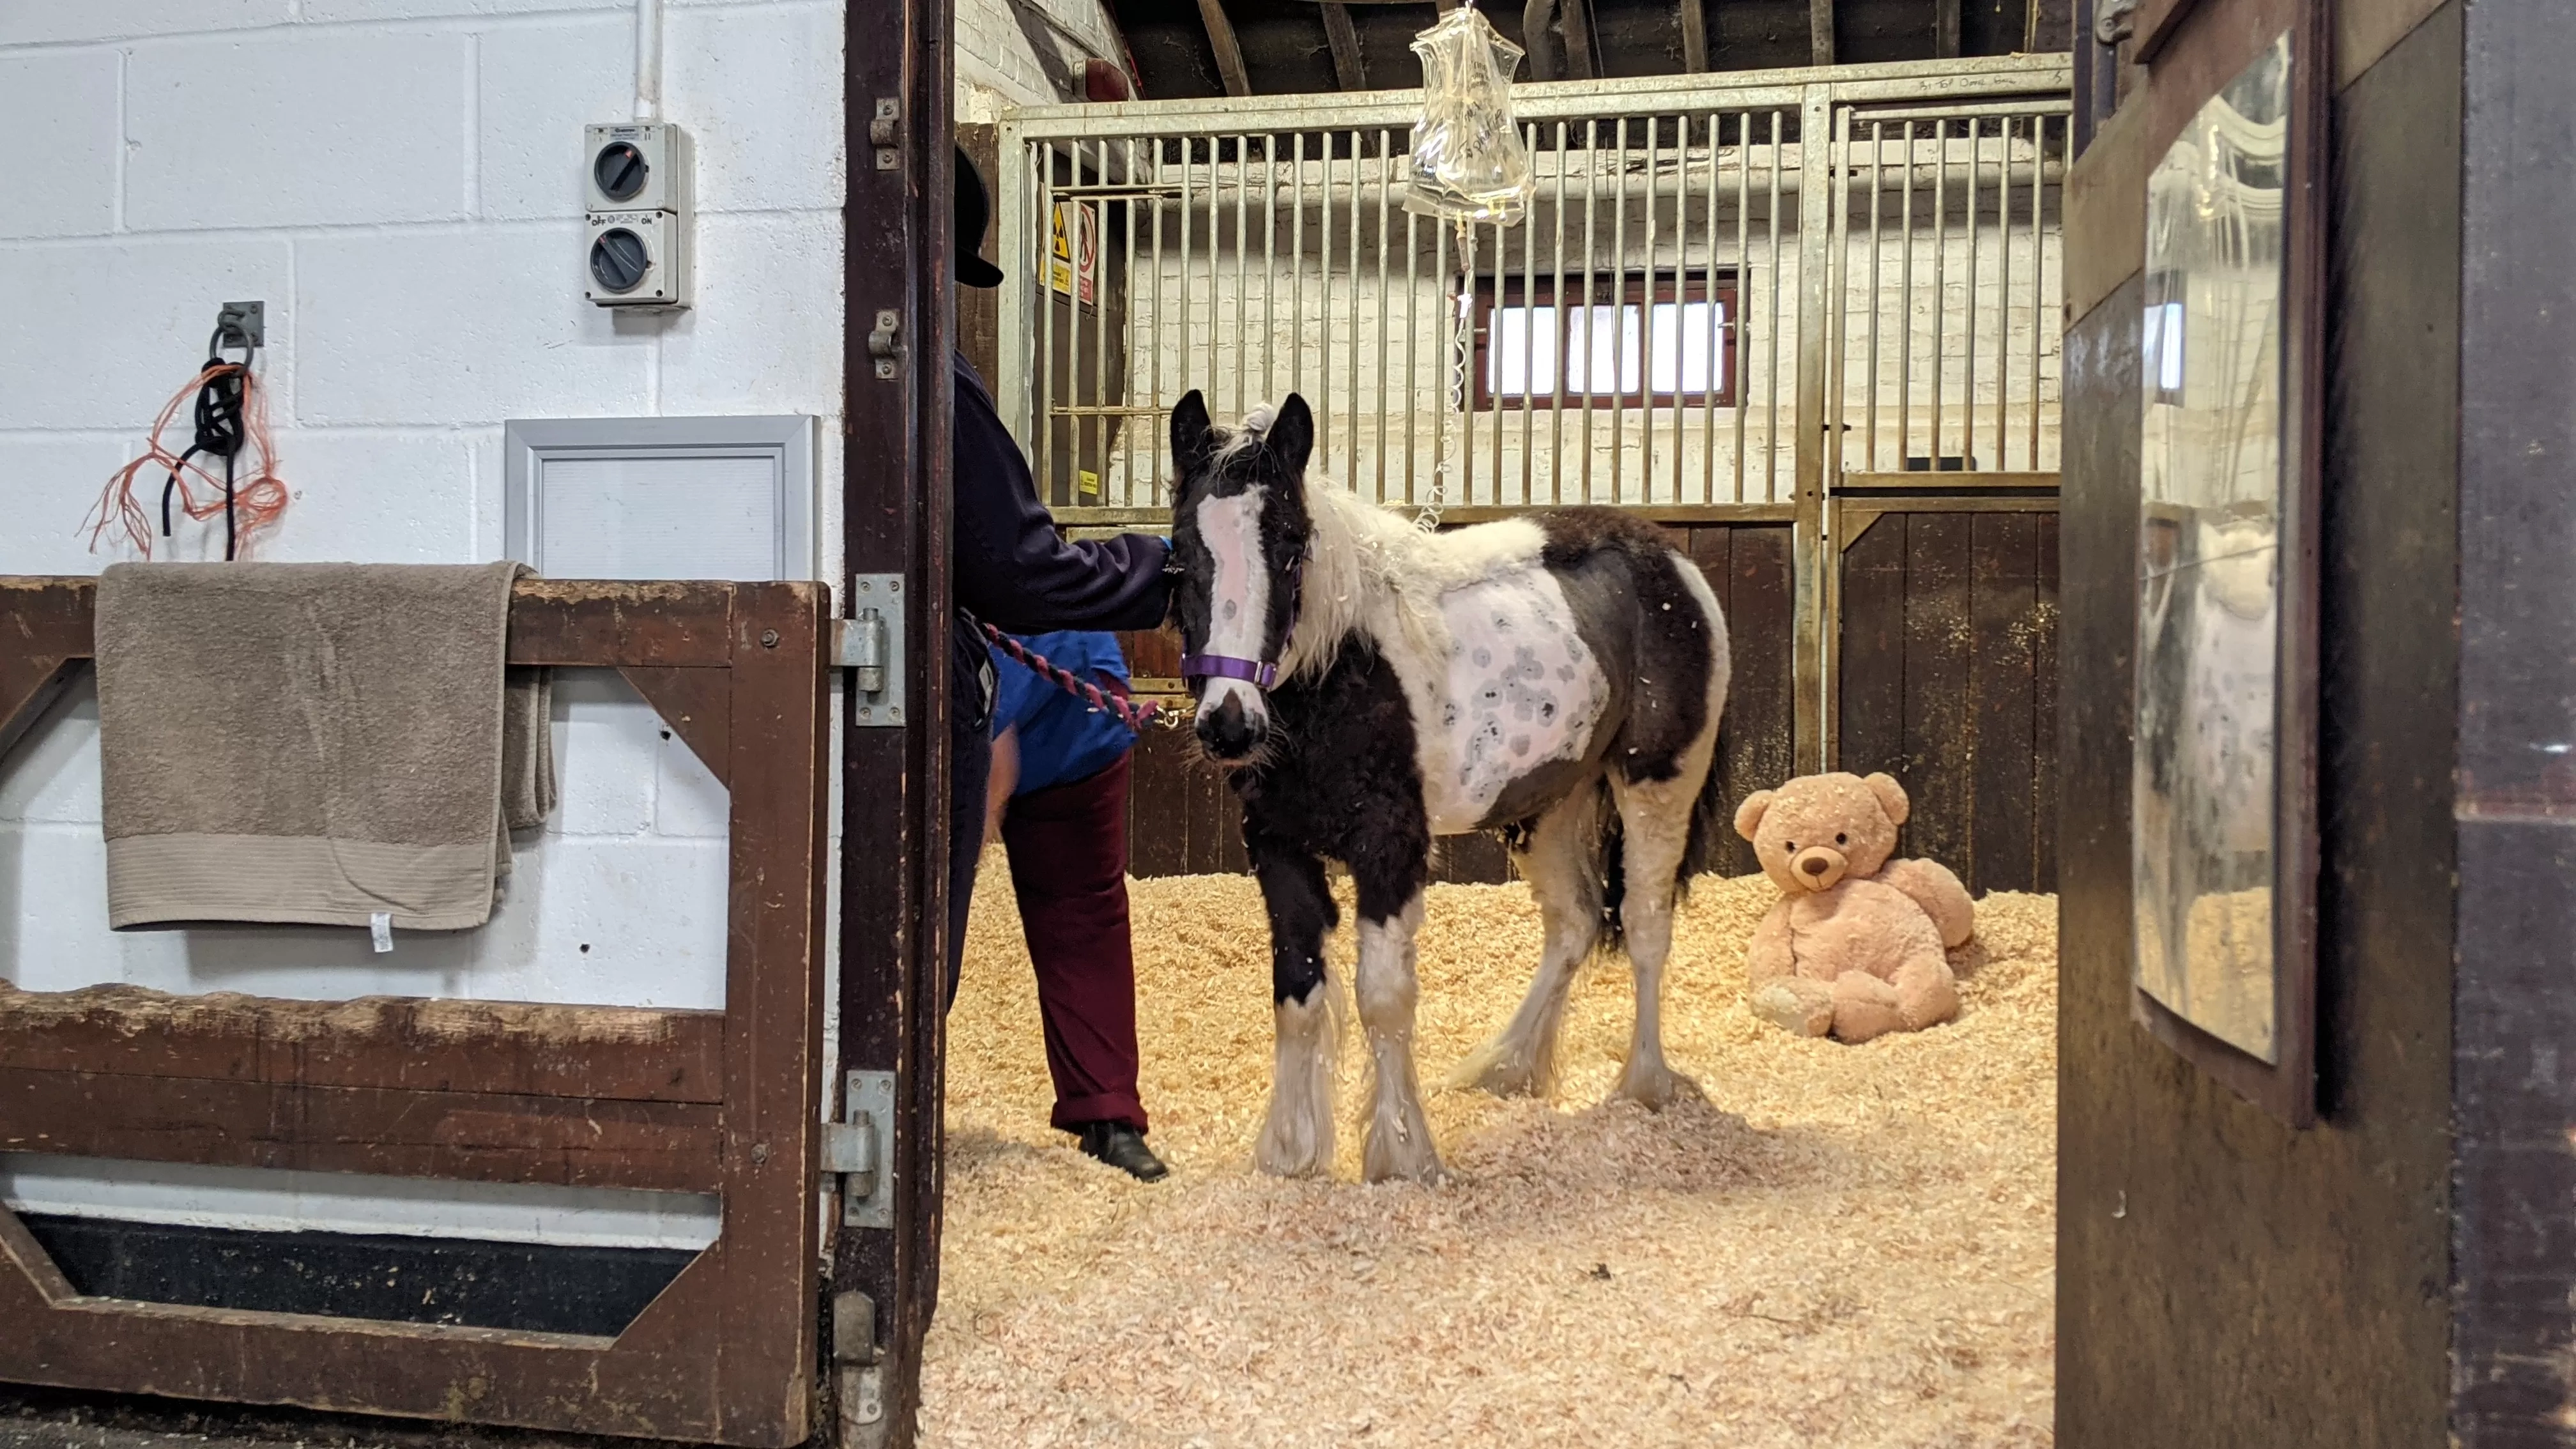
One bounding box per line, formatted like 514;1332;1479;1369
1197;0;1253;96
1936;0;1961;57
1679;0;1707;71
1322;1;1368;89
1562;0;1596;79
1809;0;1834;65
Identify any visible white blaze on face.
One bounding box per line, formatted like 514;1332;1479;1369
1193;486;1272;727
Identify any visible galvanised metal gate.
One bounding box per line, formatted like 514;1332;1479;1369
996;53;2069;774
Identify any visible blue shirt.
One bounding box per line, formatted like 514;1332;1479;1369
990;631;1137;795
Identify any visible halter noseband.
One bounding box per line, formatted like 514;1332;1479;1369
1180;545;1307;694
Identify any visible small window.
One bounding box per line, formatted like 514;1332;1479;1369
1471;273;1738;410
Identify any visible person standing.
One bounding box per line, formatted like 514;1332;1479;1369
946;146;1171;1010
982;631;1166;1180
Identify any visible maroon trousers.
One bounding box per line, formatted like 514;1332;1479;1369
999;750;1149;1133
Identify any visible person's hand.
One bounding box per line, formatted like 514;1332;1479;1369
985;726;1020;846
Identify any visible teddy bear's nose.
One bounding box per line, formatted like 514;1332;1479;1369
1800;855;1828;875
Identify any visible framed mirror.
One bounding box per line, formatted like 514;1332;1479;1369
2130;3;2325;1126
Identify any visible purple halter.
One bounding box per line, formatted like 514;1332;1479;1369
1180;546;1307;694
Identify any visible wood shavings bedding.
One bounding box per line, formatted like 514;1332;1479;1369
925;851;2057;1448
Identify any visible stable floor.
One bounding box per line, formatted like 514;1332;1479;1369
922;857;2058;1448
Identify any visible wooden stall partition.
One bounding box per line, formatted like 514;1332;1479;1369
0;577;832;1448
1834;502;2062;894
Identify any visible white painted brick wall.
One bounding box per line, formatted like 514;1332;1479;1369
0;0;844;1078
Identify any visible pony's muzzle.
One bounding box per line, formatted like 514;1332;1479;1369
1195;690;1263;761
1792;847;1848;891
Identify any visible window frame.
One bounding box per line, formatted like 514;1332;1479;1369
1469;271;1741;411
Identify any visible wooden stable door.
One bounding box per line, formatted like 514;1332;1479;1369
0;578;832;1448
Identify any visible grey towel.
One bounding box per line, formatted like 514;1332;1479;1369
95;562;556;931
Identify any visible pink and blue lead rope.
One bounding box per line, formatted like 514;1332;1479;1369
980;624;1165;733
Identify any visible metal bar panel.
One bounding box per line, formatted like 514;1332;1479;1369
1377;128;1393;502
1963;118;1980;471
1993;115;2011;475
1123;137;1140;502
1068;141;1088;504
1406;201;1419;503
1579;118;1598;505
1038;140;1058;500
1488;215;1505;496
1291;130;1307;405
1733;110;1751;503
1232;136;1248;418
1552;121;1570;504
1521;122;1539;505
1897;119;1915;472
1432;217;1447;503
1347;130;1364;491
1608;116;1629;503
1700;110;1720;503
1262;134;1278;408
1866;118;1883;473
1792;83;1833;774
2028;115;2047;471
1149;137;1165;499
1930;117;1947;469
1638;116;1659;498
1177;136;1195;485
1765;108;1783;503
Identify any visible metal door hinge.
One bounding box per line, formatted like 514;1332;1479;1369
839;1364;887;1438
867;309;902;380
829;1069;896;1228
871;98;901;171
835;574;906;726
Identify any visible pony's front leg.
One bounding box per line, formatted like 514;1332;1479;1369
1249;828;1338;1177
1355;889;1444;1183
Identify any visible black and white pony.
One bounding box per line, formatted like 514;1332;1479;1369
1167;390;1732;1183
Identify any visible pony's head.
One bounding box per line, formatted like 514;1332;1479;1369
1167;388;1315;762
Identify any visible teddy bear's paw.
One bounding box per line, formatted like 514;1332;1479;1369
1610;1055;1706;1112
1749;983;1834;1038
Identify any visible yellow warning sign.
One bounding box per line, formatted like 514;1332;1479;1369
1048;201;1098;307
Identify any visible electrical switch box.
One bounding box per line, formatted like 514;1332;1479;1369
584;123;693;310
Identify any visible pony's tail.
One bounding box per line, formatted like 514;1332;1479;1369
1590;756;1728;954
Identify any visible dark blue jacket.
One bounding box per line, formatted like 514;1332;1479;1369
950;354;1171;728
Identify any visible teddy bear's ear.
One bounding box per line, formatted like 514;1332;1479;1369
1864;772;1910;827
1733;790;1775;842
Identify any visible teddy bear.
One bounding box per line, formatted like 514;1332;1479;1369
1733;772;1977;1044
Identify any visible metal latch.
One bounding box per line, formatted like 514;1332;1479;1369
867;309;901;379
829;1069;896;1229
834;574;906;727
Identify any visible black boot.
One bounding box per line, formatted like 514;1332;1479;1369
1075;1121;1169;1182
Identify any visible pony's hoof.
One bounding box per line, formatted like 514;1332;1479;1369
1254;1130;1331;1179
1448;1045;1549;1100
1361;1150;1450;1186
1611;1062;1705;1112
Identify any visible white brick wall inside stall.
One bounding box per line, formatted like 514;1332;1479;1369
953;0;1123;122
0;0;844;1248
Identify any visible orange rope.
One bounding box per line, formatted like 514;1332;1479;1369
84;362;289;560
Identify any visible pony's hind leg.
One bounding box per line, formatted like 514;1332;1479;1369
1249;830;1338;1177
1606;759;1713;1110
1355;890;1443;1183
1448;785;1606;1099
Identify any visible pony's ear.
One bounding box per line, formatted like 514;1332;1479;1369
1267;394;1315;476
1171;390;1215;473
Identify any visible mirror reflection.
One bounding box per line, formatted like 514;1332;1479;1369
2133;31;2291;1063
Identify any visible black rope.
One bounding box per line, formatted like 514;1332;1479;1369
162;325;254;560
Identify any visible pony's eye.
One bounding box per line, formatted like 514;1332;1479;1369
1836;833;1848;846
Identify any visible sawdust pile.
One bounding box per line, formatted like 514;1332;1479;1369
924;855;2057;1449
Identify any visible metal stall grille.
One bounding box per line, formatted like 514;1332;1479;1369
996;56;2068;526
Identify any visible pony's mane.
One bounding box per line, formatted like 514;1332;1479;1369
1279;477;1450;682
